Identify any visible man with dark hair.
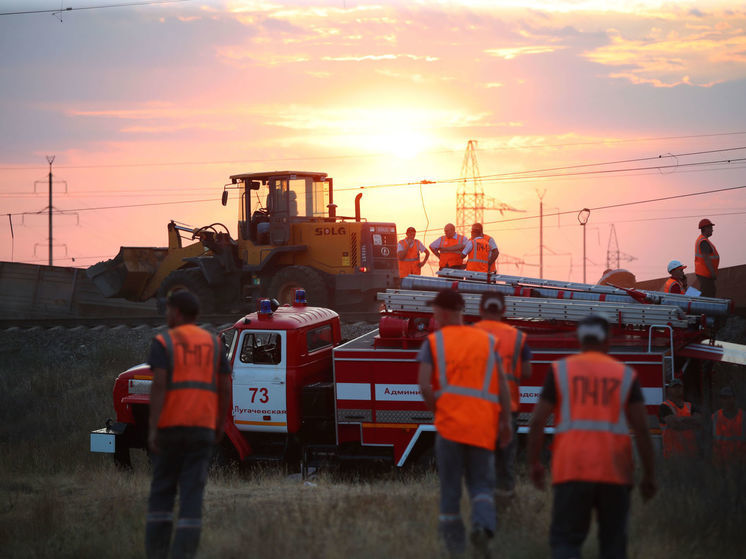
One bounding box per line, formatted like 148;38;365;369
527;314;656;559
145;289;232;559
474;291;532;497
397;226;430;278
417;289;512;558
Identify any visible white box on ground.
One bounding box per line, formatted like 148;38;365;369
90;428;116;453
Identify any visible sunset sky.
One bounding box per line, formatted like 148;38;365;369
1;0;745;283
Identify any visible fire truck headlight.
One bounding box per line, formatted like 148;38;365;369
128;379;152;394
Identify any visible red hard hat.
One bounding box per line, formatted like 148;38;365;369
698;218;714;229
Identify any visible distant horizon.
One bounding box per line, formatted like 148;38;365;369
2;0;745;282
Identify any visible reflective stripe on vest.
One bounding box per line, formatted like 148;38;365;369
554;360;634;435
433;330;499;404
507;331;523;384
160;331;220;392
662;277;683;294
156;325;221;430
661;400;691;431
712;409;746;442
398;239;419;262
437;235;465;267
694;234;719;278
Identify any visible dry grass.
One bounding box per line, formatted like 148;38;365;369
1;328;745;558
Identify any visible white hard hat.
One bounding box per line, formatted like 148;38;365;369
667;260;687;273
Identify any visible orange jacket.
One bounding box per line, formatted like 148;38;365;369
466;236;496;273
428;325;502;450
662;277;684;294
694;234;719;278
550;352;635;485
661;400;698;458
474;320;526;412
156;324;222;430
398;238;422;278
436;234;466;268
712;408;746;463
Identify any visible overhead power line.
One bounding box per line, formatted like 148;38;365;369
482;184;746;227
0;0;192;16
2;132;746;171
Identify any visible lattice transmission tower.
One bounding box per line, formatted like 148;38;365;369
456;140;522;236
606;224;637;270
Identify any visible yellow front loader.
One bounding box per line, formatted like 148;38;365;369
87;171;399;312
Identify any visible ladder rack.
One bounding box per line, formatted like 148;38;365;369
378;289;692;328
404;271;731;318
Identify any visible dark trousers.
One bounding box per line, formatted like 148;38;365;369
696;275;716;298
146;427;214;559
550;481;631;559
495;412;519;491
436;434;497;554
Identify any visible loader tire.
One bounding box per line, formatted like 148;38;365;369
158;269;217;314
269;266;329;308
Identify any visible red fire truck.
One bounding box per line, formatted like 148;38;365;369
91;271;742;469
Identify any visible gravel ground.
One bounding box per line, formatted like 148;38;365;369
0;319;378;370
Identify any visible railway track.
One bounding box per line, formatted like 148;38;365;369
0;310;381;330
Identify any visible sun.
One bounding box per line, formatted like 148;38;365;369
335;107;434;160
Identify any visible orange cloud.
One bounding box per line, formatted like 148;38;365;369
584;15;746;86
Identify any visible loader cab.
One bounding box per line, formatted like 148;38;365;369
230;171;331;247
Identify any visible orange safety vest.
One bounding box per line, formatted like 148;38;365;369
694;234;719;278
465;235;496;273
550;353;635;485
661;400;698;458
474;320;526;412
156;324;221;430
428;325;502;450
712;408;746;463
436;234;466;269
398;238;422;278
662;277;684;294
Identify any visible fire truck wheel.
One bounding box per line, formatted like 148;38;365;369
158;269;217;314
269;266;329;308
113;445;132;470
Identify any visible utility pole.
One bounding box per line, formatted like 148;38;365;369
537;189;546;279
47;155;54;265
577;208;591;283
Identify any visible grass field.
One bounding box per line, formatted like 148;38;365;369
1;327;745;558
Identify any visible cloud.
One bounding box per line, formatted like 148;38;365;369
584;12;746;86
485;44;566;59
322;54;438;62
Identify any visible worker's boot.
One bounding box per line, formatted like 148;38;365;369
145;516;172;559
469;527;493;559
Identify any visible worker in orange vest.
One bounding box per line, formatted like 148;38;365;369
662;260;688;294
527;314;657;559
397;226;430;278
417;289;512;558
146;289;232;559
462;223;499;273
694;218;719;297
659;378;701;458
474;291;532;498
711;386;746;466
429;222;468;270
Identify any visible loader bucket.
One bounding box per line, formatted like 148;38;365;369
87;247;169;301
